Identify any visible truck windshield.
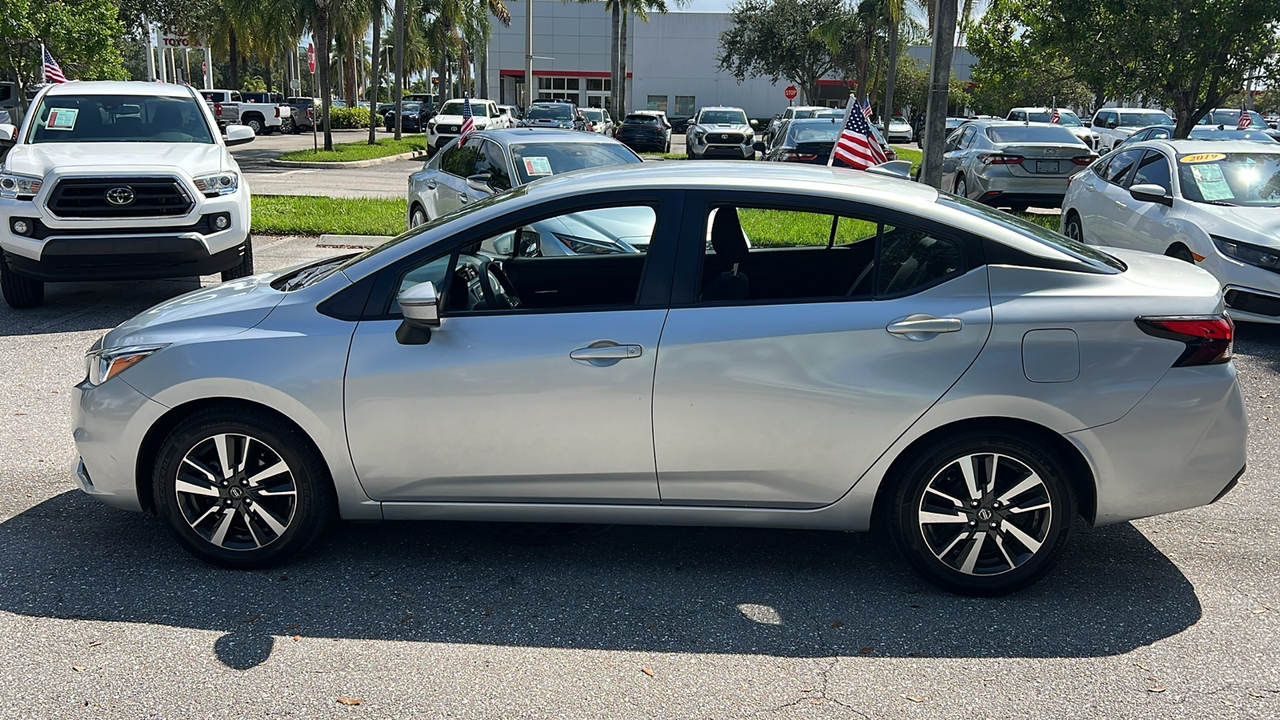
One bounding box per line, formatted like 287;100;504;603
27;94;214;144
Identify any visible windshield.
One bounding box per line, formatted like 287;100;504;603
397;103;420;112
1176;152;1280;207
510;142;642;184
526;105;575;121
583;109;604;121
1117;111;1170;127
439;100;475;116
1022;111;1082;127
986;125;1083;144
939;196;1127;272
698;110;747;125
787;121;840;143
27;94;213;144
623;114;661;126
794;109;821;119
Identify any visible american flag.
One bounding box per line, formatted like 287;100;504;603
861;97;873;120
1237;101;1251;130
1050;107;1061;124
42;46;67;84
459;96;475;144
832;102;888;170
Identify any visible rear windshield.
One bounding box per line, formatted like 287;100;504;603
939;195;1127;272
509;142;642;184
787;121;840;143
526;105;575;121
1020;111;1082;127
1201;110;1269;127
27;94;213;144
986;125;1083;144
624;114;661;126
1117;111;1170;126
1176;152;1280;207
698;110;747;125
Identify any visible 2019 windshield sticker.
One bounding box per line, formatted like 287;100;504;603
1179;152;1226;164
46;108;78;131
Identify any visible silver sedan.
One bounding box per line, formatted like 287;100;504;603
73;163;1245;596
941;120;1097;210
406;128;642;227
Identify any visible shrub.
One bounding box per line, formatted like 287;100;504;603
326;106;383;129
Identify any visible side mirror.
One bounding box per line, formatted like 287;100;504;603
1129;183;1173;206
1106;120;1118;129
518;228;541;256
224;125;255;146
753;141;767;152
749;119;760;128
396;281;441;345
0;124;15;143
466;173;493;192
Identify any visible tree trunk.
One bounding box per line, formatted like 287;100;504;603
478;43;488;98
346;33;359;107
883;17;899;125
920;0;956;187
229;30;241;91
619;10;628;113
318;11;334;151
369;0;383;144
393;0;405;139
264;62;274;94
856;28;870;102
610;3;620;113
868;38;883;118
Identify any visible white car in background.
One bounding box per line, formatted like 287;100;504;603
1090;108;1173;151
427;98;502;151
883;116;913;143
1006;107;1100;150
1061;139;1280;323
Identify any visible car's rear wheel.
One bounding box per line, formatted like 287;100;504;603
410;205;427;228
1063;213;1085;243
221;239;255;282
153;406;335;569
245;117;264;135
954;175;967;199
0;260;44;308
886;430;1076;596
280;117;295;134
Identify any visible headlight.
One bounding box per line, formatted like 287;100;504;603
428;118;437;129
85;344;167;386
1212;236;1280;270
192;171;239;197
0;173;43;200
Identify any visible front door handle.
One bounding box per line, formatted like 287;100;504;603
459;194;470;203
425;181;436;190
570;341;643;366
886;314;964;341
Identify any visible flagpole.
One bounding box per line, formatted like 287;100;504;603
40;44;47;85
827;93;856;167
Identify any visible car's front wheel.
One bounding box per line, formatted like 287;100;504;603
886;430;1077;596
221;239;254;281
1063;213;1085;243
0;260;44;308
153;406;336;568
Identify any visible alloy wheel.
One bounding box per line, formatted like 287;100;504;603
1065;217;1084;242
917;452;1052;576
174;433;297;551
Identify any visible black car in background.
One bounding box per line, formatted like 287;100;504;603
615;113;672;153
520;101;587;131
384;102;436;132
760;118;842;164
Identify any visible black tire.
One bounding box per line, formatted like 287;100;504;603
954;175;967;199
281;117;295;135
885;430;1077;596
1167;245;1196;263
1063;212;1085;243
245;117;264;135
221;239;254;282
1;259;44;308
409;204;427;228
665;140;671;154
152;405;336;569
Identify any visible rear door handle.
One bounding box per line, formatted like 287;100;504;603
459;194;470;203
425;181;436;190
886;314;964;341
570;342;643;366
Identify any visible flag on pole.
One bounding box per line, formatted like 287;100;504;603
829;95;889;171
459;96;476;144
42;46;68;84
861;97;873;120
1237;99;1252;130
1050;107;1061;124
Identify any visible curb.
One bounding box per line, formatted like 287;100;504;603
270;149;428;169
317;234;394;248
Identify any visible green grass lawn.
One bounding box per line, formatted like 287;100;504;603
737;208;879;247
252;195;407;236
277;135;427;163
1011;211;1063;231
892;146;922;176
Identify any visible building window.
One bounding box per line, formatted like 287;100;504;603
586;78;612;92
674;95;696;116
647;95;668;112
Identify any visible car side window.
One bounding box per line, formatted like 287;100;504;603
695;205;964;304
441;142;483;178
396;205;659;314
1011;111;1025;121
478;140;512;191
1103;149;1142;185
1129;150;1172;190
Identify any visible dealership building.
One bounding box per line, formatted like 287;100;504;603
485;1;854;118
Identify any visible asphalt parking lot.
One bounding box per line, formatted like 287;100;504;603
1;236;1278;719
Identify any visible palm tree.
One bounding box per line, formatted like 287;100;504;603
368;0;388;142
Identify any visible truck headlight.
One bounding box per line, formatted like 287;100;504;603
85;344;167;386
0;173;43;200
193;171;239;197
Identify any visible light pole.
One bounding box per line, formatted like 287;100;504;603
525;0;534;107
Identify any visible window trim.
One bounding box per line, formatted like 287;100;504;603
1127;149;1174;192
361;190;685;321
1102;148;1144;187
668;190;981;308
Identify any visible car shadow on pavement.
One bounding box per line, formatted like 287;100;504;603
1234;322;1280;372
1;491;1201;668
0;278;202;336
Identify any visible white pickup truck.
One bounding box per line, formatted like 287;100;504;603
200;89;293;135
0;81;256;308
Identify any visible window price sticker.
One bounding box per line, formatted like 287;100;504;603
523;157;553;176
46;108;79;130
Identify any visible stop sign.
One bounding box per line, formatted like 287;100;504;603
784;85;798;100
307;43;316;74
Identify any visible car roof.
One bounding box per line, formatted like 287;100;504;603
1140;139;1280;154
699;106;745;112
1008;107;1079;113
42;81;196;98
473;128;627;146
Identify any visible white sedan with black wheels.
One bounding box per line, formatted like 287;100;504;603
75;162;1246;596
1062;139;1280;323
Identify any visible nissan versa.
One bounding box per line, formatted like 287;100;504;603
73;163;1247;596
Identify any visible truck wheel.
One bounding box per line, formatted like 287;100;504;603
246;117;264;135
1;260;44;308
221;239;255;282
280;117;295;134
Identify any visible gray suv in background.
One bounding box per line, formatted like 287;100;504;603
685;106;756;159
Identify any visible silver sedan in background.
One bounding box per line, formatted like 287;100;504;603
74;163;1245;597
406;128;642;226
941;120;1097;211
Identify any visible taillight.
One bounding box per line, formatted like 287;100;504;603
214;103;222;115
275;107;281;118
1136;315;1235;367
307;107;314;119
1071;155;1095;165
979;154;1024;165
781;151;819;162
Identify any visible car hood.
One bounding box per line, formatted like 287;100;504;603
103;274;285;349
1189;203;1280;248
695;123;750;133
887;122;911;131
5;142;229;178
434;114;487;125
